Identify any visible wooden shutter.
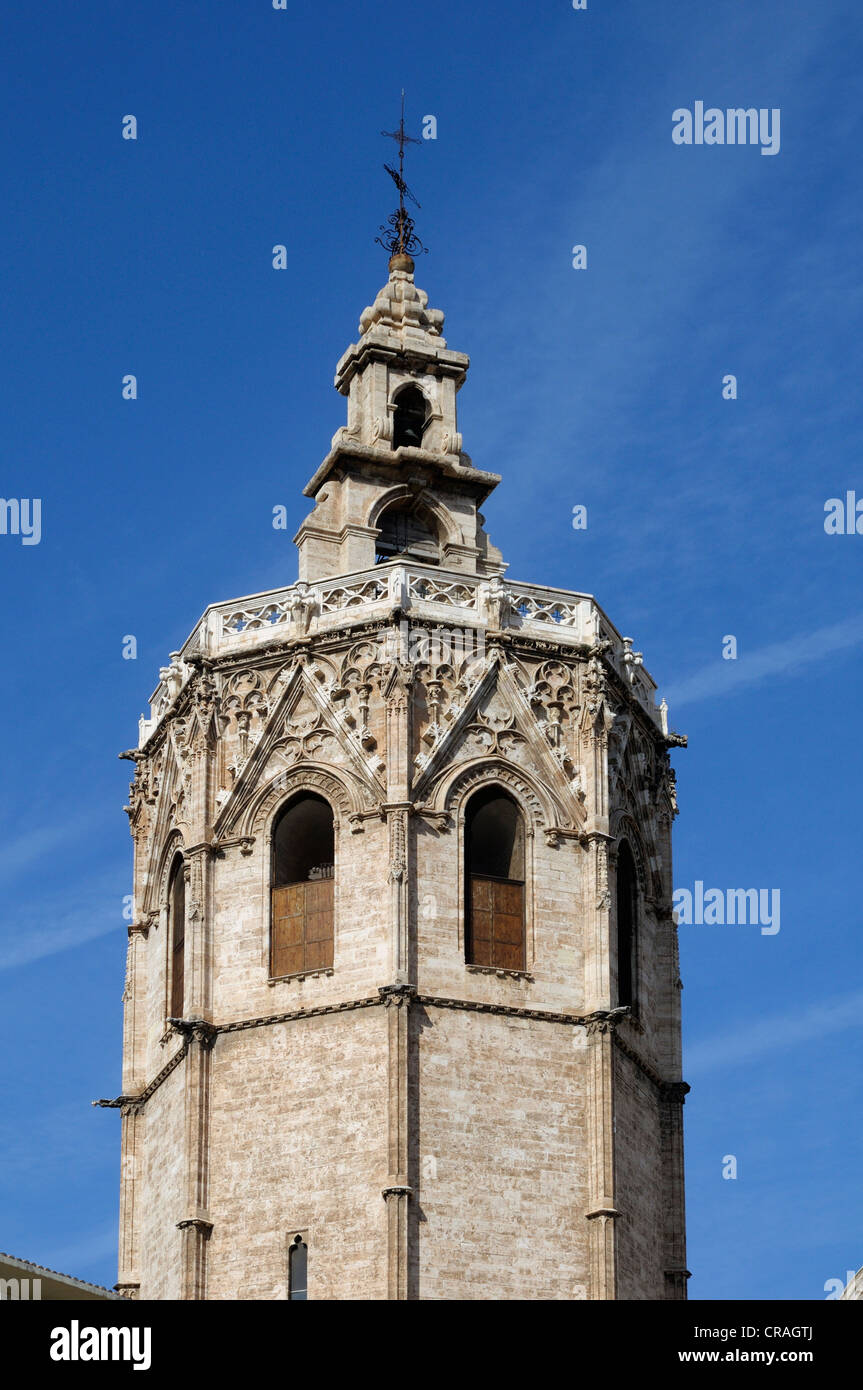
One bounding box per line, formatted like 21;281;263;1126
271;880;334;977
469;876;525;971
303;879;334;970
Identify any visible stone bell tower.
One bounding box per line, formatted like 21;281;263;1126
107;230;688;1300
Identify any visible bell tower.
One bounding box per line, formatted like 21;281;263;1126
107;127;688;1301
295;249;505;584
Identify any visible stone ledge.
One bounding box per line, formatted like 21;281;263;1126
267;966;335;987
466;964;534;983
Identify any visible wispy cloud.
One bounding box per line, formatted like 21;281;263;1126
0;815;107;885
0;873;124;972
686;988;863;1076
663;614;863;709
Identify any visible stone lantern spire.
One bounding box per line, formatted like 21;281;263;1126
293;93;506;584
294;256;506;583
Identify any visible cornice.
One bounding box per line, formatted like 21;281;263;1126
93;1037;188;1112
95;991;687;1110
303;441;500;503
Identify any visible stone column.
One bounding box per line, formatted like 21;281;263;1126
380;985;414;1300
580;670;614;1014
121;924;145;1095
116;1102;141;1298
176;1021;216;1300
584;1016;620;1300
117;916;150;1296
174;667;218;1300
384;659;413;981
579;666;620;1297
661;1080;690;1300
184;844;215;1021
583;832;615;1011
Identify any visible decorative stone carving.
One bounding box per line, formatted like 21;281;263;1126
235;764;366;843
377;983;416;1008
477;576;512;630
289;581;317;634
621;636;643;685
388;810;407;883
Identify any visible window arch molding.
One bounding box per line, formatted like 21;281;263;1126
238;764;364;844
428;757;560;839
609;812;651;896
150;830;189;1020
152;829;186;918
367;484;458;558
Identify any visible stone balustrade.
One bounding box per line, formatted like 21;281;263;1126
139;561;661;746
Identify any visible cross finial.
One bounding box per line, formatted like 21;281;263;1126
376;91;428;266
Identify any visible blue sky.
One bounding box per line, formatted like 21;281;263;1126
1;0;861;1300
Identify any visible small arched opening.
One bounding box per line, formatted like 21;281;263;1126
392;385;429;449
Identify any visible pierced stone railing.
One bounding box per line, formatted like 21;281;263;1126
409;574;477;609
140;561;661;744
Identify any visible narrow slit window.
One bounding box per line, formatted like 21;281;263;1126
465;788;526;971
271;795;335;978
288;1234;308;1300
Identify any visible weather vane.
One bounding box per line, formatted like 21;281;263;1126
376;91;428;260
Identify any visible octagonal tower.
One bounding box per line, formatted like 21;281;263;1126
108;252;688;1301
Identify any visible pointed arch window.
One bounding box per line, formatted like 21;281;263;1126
465;788;526;971
271;794;335;978
168;854;186;1017
392;385;429;449
615;841;638;1008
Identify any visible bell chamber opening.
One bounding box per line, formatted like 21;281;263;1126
374;498;441;565
392;385;429;449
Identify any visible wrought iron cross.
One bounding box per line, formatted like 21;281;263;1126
376;91;428;259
